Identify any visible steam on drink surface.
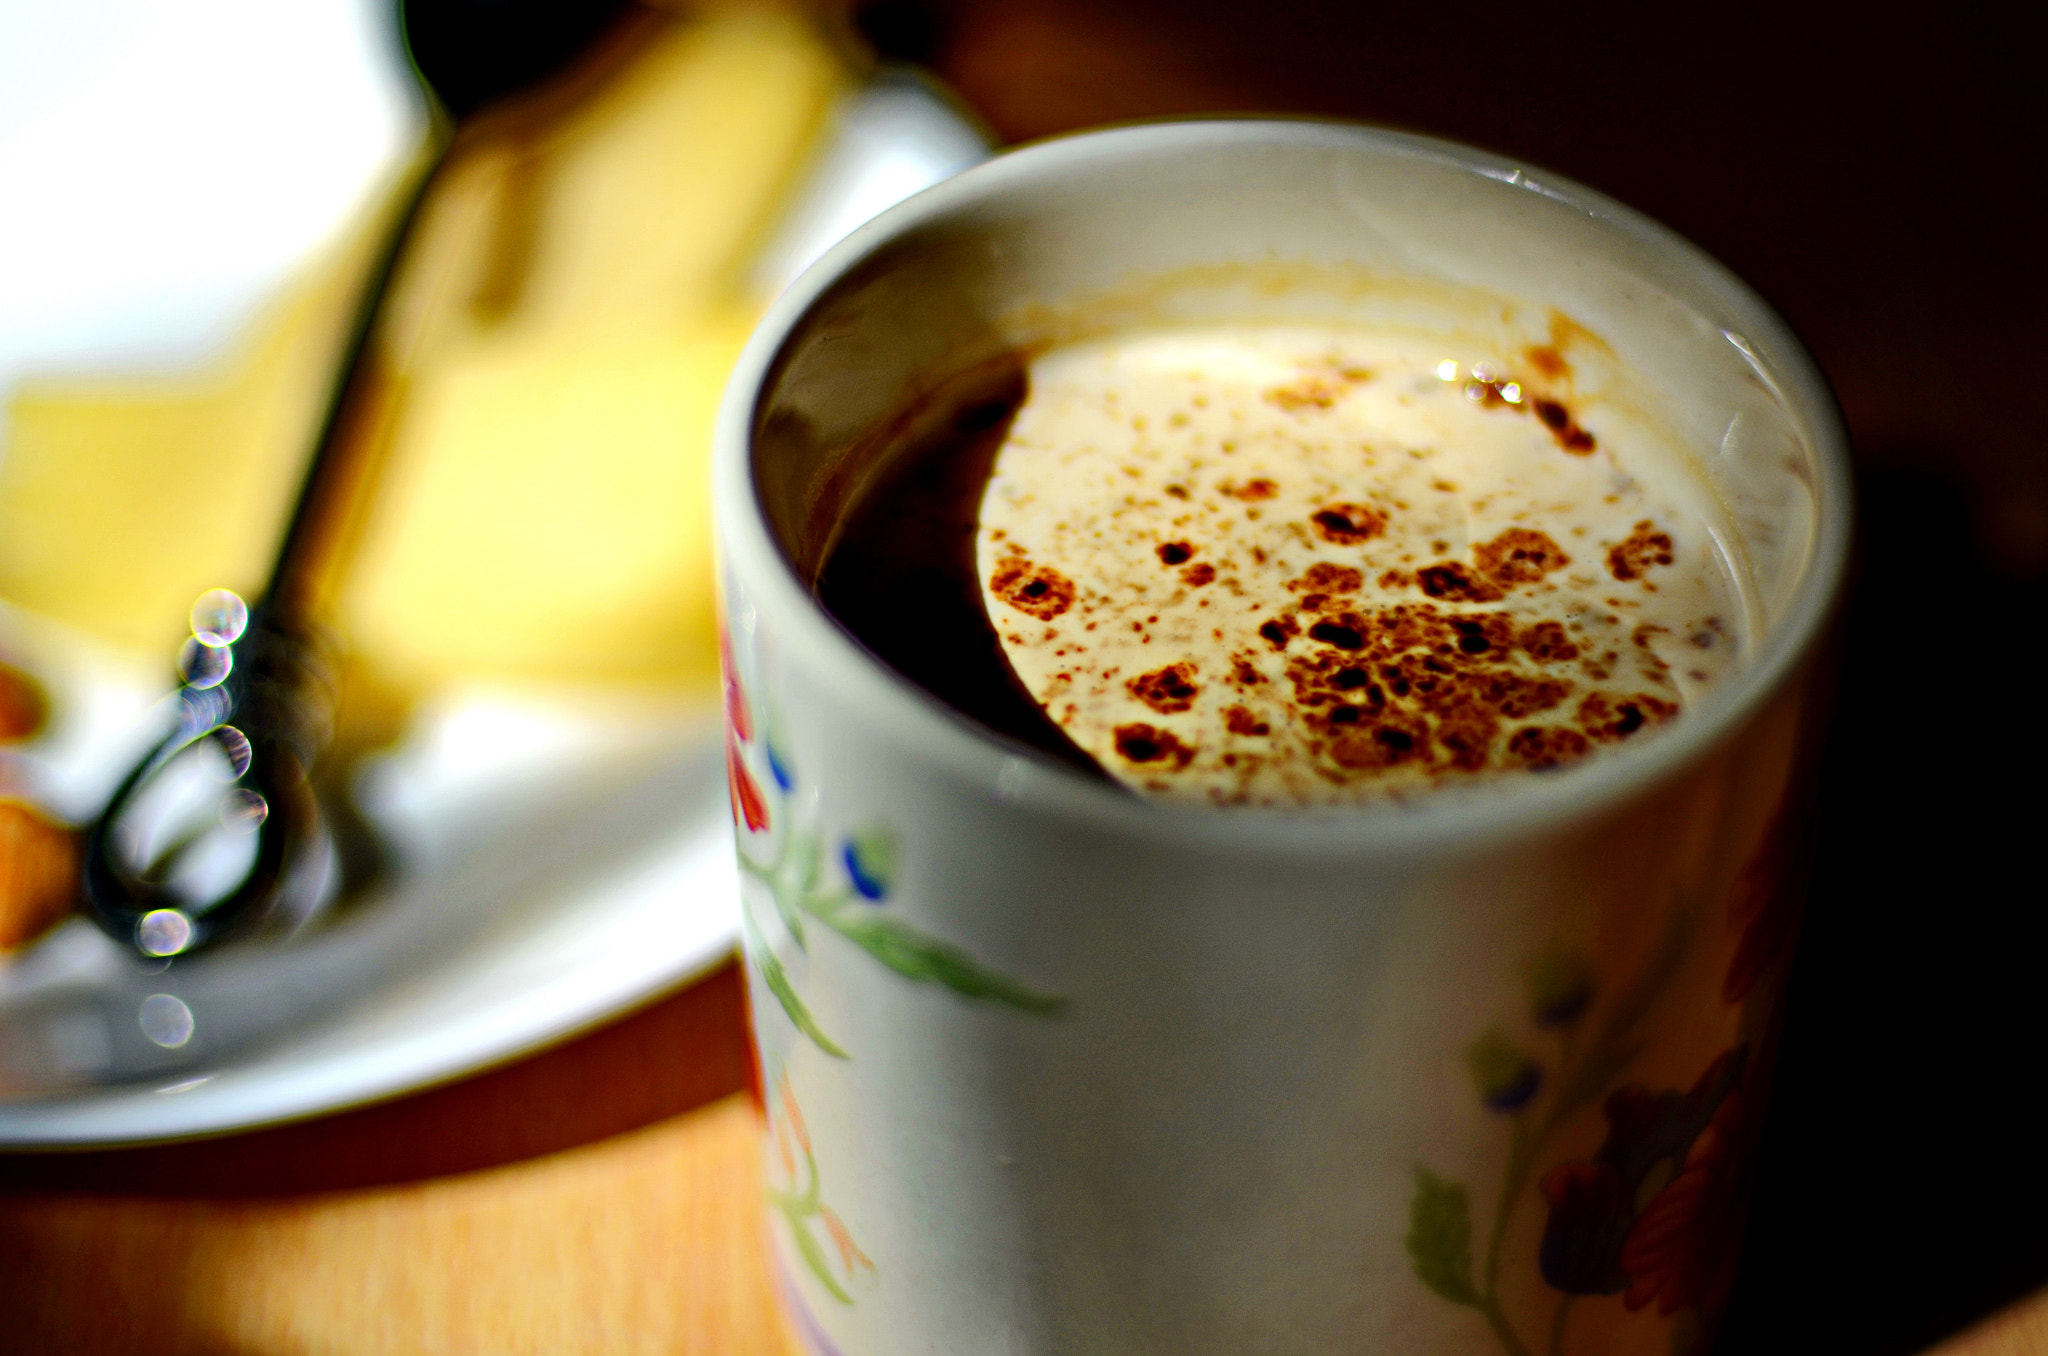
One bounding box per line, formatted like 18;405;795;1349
974;325;1742;806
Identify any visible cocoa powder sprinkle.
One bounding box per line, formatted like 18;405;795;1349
973;327;1741;805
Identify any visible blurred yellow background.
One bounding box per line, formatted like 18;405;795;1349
0;4;849;692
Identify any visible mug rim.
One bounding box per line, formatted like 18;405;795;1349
713;117;1853;858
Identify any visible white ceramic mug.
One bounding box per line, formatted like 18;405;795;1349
713;120;1849;1356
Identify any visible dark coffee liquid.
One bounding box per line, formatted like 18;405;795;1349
812;364;1104;776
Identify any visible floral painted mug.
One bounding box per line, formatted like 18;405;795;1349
712;121;1849;1355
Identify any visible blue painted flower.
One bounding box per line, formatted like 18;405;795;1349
1466;1026;1542;1112
840;827;897;902
766;739;795;792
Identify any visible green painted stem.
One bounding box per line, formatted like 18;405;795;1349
1481;1294;1537;1356
1479;1118;1538;1356
1547;1294;1577;1356
766;1136;820;1212
1479;1007;1599;1355
1475;905;1693;1356
801;887;851;920
767;1106;856;1305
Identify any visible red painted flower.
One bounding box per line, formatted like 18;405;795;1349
721;629;754;744
728;732;768;833
1619;1084;1747;1315
1724;799;1802;1003
719;633;768;832
820;1204;875;1276
1537;1048;1747;1303
1536;1157;1633;1294
779;1071;811;1153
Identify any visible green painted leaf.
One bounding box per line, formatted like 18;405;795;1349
778;1202;854;1305
745;912;849;1059
1406;1168;1481;1307
822;912;1064;1015
761;958;850;1060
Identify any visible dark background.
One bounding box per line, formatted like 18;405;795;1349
867;3;2043;1351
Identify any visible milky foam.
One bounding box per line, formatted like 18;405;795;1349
975;326;1744;806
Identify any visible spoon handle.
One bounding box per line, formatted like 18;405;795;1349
265;133;451;619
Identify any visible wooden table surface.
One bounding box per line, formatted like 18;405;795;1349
0;958;806;1355
0;954;2030;1355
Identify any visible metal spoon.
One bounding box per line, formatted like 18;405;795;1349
81;0;634;959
